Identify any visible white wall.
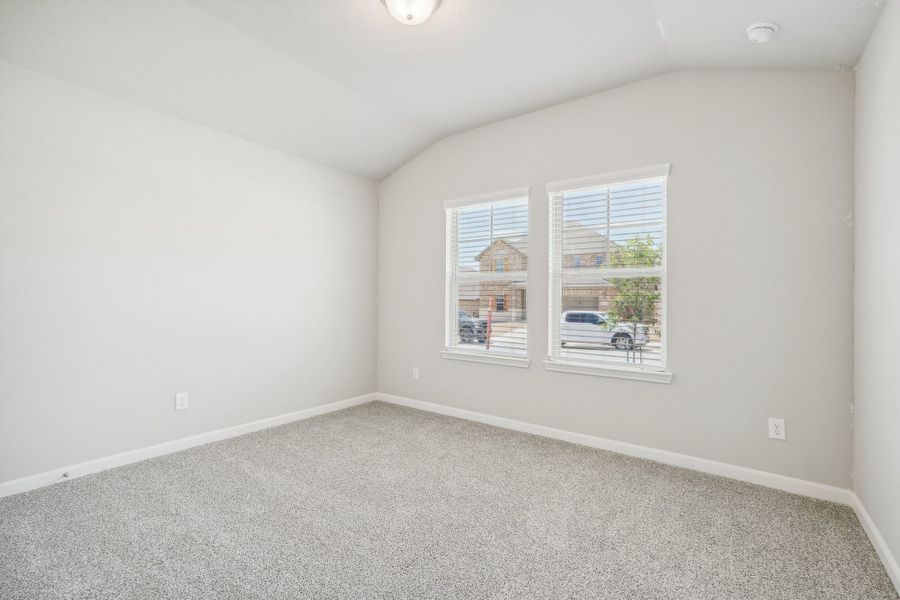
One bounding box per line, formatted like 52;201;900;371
378;71;854;487
0;61;378;483
854;0;900;577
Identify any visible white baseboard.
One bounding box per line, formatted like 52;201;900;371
851;492;900;594
375;392;852;506
0;392;376;498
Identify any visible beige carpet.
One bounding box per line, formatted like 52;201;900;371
1;401;896;599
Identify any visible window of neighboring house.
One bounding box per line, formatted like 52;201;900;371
444;189;529;360
547;165;669;376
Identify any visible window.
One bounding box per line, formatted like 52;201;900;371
547;165;669;377
444;189;529;361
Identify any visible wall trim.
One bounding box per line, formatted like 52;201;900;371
443;186;530;209
545;163;669;194
441;350;531;368
0;392;376;498
542;359;673;383
851;492;900;594
375;392;852;505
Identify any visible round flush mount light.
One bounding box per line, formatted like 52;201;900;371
381;0;441;25
747;22;779;44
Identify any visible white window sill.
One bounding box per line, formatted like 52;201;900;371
541;360;673;384
440;350;531;369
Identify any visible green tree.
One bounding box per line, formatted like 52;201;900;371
607;236;661;326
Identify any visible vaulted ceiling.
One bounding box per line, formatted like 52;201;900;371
0;0;885;179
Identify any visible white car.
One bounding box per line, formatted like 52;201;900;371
560;311;648;350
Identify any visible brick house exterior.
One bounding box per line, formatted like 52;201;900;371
471;223;636;320
473;238;527;321
558;222;618;312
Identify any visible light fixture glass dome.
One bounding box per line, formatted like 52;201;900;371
382;0;441;25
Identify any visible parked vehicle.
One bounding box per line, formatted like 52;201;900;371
559;311;648;350
459;310;487;343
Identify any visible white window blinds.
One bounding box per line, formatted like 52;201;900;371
548;166;668;371
445;191;529;357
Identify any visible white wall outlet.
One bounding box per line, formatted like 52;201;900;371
412;367;420;381
768;418;786;441
175;392;190;411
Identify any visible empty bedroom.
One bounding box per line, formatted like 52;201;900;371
1;0;898;598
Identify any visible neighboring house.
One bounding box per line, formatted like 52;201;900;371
473;238;528;322
558;221;619;313
471;222;642;320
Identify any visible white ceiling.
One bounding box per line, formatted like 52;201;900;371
0;0;886;179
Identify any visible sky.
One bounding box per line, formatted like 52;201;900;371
453;180;665;271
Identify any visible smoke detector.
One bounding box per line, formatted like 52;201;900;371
747;23;778;44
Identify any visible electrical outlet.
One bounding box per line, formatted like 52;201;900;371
768;418;785;441
175;392;190;411
412;367;420;381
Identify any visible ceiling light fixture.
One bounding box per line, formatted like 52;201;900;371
381;0;441;25
747;22;779;44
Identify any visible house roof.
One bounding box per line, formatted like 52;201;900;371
561;221;620;255
474;237;528;262
474;222;616;260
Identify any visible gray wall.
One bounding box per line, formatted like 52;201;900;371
378;71;854;488
0;61;378;483
854;0;900;574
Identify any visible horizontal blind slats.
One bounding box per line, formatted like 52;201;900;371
549;175;666;371
446;195;529;358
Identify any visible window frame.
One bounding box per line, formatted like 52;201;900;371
544;165;672;383
442;187;531;368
